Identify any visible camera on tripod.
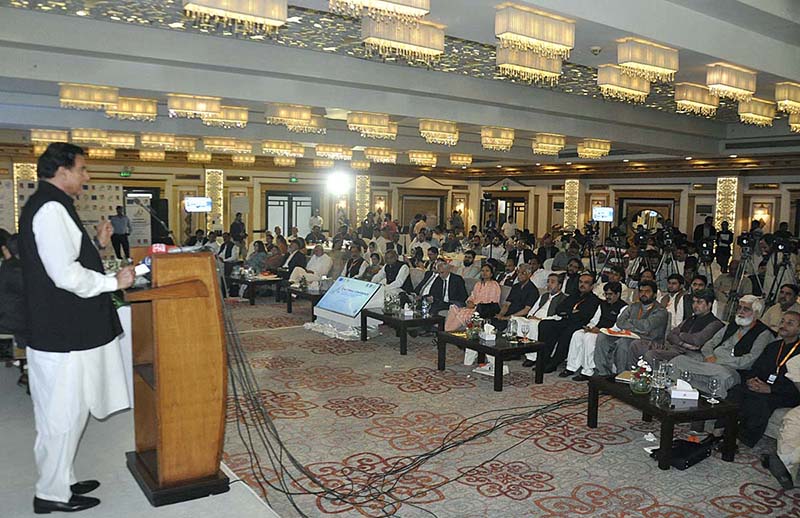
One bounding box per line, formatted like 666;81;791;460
774;237;798;254
584;220;599;238
633;226;650;248
661;228;675;248
737;232;752;248
699;238;714;263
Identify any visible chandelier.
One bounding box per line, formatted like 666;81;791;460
262;140;304;157
106;97;158;122
167;94;222;118
598;64;650;103
496;47;561;84
495;3;574;59
204;137;246;153
577;138;611;159
141;132;176;149
71;129;108;145
481;126;514;151
775;82;800;114
738;98;776;127
347;111;397;139
351;160;371;171
316;144;353;160
265;103;326;133
104;132;137;149
789;113;799;133
706;63;756;102
362;17;445;65
202;105;249;128
87;148;116;159
532;133;565;155
419;119;459;146
59;83;119;110
182;0;287;34
364;147;397;163
329;0;429;22
313;159;335;168
616;38;679;82
33;144;48;156
231;154;256;165
674;83;719;116
172;137;198;152
449;153;472;166
187;152;213;162
273;157;296;167
30;129;69;143
408;150;437;167
139;150;166;161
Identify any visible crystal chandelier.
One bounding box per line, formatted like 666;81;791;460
59;83;119;110
347;111;397;139
71;129;108;145
495;3;575;59
577;138;611;159
532;133;565;155
106;97;158;122
273;157;296;167
598;64;650;103
674;83;719;116
182;0;287;34
408;150;436;167
496;47;561;84
141;133;176;149
481;126;514;151
104;133;137;149
313;159;335;168
449;153;472;166
87;148;116;159
706;63;756;102
738;98;776;127
329;0;429;22
362;17;445;65
187;152;213;162
351;160;371;171
202;105;249;128
616;38;679;82
30;129;69;143
139;150;166;161
316;144;352;160
172;137;198;152
419;119;459;146
364;147;397;164
775;82;800;114
265;103;326;133
789;113;799;133
204;137;245;153
231;154;256;165
168;94;222;118
262;140;304;157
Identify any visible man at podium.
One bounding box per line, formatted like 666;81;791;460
19;143;135;514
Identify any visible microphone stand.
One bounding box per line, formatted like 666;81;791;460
133;199;172;244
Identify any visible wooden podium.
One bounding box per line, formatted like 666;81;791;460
125;253;230;506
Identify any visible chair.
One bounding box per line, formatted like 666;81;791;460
543;258;555;271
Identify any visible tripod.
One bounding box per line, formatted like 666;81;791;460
724;246;763;322
765;252;796;308
655;247;677;291
598;236;627;280
580;233;598;274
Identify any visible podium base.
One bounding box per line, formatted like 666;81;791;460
126;451;231;507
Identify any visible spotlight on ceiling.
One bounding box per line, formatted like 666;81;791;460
326;169;353;196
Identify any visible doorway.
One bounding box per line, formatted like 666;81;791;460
265;191;318;237
481;195;527;231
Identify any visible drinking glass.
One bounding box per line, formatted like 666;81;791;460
664;363;675;388
707;378;720;404
519;320;530;339
681;370;693;386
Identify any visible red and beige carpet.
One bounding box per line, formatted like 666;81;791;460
223;298;800;517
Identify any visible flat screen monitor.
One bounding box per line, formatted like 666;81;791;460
592;206;614;223
315;277;381;318
184;196;212;213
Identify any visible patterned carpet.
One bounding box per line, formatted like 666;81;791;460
222;298;800;517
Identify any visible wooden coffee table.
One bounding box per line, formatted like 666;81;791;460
287;287;326;321
587;376;738;470
361;308;445;356
436;331;545;392
234;276;281;305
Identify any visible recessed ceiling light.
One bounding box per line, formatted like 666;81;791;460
622;159;629;163
566;161;572;165
461;166;467;169
728;154;738;158
685;156;693;160
168;21;184;28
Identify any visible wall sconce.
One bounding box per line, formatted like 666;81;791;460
374;195;386;213
753;203;771;223
454;197;465;213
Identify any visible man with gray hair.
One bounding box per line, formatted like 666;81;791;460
670;294;773;398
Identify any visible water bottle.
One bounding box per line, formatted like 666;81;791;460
421;297;430;318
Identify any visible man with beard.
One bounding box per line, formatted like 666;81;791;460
660;274;686;332
670;295;772;399
593;280;669;376
762;284;800;334
538;273;601;373
441;231;460;253
682;274;719;320
482;235;507;263
454;250;481;280
536;234;559;264
513;273;566;367
561;258;582;296
340;243;368;279
371;250;413;297
563;281;628;380
492;264;538;332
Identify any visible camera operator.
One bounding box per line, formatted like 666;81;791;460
693;216;717;244
716;221;734;273
764;235;799;302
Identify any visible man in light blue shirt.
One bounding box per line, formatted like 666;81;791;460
109;206;132;259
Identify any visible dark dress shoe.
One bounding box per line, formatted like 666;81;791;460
521;359;535;368
572;373;590;382
558;369;574;378
34;495;100;514
70;480;100;495
762;453;794;490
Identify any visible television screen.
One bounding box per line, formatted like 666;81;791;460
592;206;614;222
315;277;381;318
184;196;212;213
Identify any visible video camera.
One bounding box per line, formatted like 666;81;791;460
633;226;650;248
584;220;599;238
698;238;715;263
774;236;798;255
661;227;675;248
736;232;753;248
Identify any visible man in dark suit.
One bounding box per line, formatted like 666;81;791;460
536;234;559;264
493;264;539;332
538;273;602;373
281;237;308;272
414;258;468;314
508;240;534;267
727;311;800;448
693;215;717;244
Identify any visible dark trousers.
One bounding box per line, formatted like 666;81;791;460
727;384;800;447
111;234;130;259
716;247;731;273
539;319;585;370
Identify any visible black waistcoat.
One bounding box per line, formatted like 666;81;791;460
599;299;627;329
19;181;122;352
384;262;413;292
717;320;773;357
345;257;365;278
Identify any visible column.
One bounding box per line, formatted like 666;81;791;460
12;162;37;231
205;168;224;231
563;179;580;230
355;175;370;223
714;177;738;233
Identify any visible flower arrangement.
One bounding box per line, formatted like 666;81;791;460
630;356;653;395
465;312;482;340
